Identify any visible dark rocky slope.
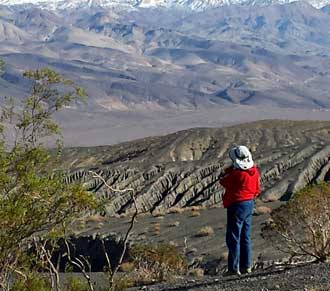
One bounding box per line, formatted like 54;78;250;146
62;120;330;215
135;262;330;291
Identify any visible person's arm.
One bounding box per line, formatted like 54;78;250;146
254;169;261;198
223;166;233;175
219;167;235;188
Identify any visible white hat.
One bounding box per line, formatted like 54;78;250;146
229;145;254;170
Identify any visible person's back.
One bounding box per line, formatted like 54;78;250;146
219;145;261;276
220;165;260;208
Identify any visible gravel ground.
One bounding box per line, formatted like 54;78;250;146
131;263;330;291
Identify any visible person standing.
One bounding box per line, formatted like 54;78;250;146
220;145;261;276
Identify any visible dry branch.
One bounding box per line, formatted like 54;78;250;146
89;170;140;290
63;239;95;291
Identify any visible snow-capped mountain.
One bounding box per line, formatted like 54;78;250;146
0;0;137;10
0;0;330;10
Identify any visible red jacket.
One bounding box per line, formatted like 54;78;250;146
219;165;261;208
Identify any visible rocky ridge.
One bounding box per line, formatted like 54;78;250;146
61;120;330;215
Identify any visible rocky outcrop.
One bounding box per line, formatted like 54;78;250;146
62;121;330;214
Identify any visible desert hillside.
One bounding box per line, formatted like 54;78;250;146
62;120;330;215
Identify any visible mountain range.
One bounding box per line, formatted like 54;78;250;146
1;0;330;10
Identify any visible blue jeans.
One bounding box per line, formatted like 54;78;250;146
226;200;254;272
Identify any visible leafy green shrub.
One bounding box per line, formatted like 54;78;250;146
130;244;187;283
111;276;133;291
0;65;98;288
262;182;330;262
65;276;90;291
11;272;50;291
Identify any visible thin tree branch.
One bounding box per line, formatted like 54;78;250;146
89;170;139;290
63;239;95;291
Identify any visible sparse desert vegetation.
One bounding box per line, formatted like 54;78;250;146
152;210;165;218
221;251;229;261
262;183;330;263
196;226;215;237
188;268;205;278
119;262;135;273
168;207;185;214
153;223;161;232
130;244;188;284
254;206;272;216
65;277;90;291
191;211;201;217
94;223;104;229
190;206;205;211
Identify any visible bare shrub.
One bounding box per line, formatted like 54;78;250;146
94;223;104;230
254;206;272;216
262;183;330;263
151;221;160;224
188;268;204;278
168;207;185;214
191;211;201;217
131;244;187;283
221;251;229;261
210;204;222;209
89;171;140;291
119;262;135;273
152;210;165;217
153;223;161;232
63;239;95;291
196;226;214;237
190;206;205;211
250;143;258;152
